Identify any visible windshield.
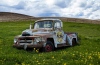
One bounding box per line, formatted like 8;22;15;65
34;20;53;29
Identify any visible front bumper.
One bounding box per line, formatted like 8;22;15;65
13;43;43;49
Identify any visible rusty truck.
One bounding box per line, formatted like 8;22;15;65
13;19;79;52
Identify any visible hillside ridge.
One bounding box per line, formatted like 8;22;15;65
0;12;35;22
0;12;100;24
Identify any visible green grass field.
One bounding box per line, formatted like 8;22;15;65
0;21;100;65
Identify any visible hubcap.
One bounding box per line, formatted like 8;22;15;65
45;45;52;52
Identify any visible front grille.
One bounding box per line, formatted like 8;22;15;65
19;40;32;43
19;38;33;43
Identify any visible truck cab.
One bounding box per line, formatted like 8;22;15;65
13;19;78;52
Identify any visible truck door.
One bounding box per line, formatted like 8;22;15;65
54;21;66;44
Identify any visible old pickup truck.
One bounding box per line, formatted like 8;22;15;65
13;19;79;52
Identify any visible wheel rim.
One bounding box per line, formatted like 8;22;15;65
45;45;52;52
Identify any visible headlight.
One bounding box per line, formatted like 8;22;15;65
14;38;18;43
33;37;45;44
34;37;42;43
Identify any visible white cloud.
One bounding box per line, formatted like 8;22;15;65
45;0;54;6
0;0;19;6
59;0;100;19
0;0;100;19
54;0;71;8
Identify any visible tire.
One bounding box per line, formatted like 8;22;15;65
72;39;77;46
44;41;54;52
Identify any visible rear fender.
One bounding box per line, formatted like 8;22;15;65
66;33;78;46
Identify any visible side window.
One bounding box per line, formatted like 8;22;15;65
54;21;61;28
55;22;61;28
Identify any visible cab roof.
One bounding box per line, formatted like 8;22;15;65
35;18;61;22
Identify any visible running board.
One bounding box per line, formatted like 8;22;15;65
57;43;70;47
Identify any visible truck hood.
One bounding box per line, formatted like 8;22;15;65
22;29;53;36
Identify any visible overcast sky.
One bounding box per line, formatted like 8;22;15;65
0;0;100;19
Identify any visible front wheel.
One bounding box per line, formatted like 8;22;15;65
44;41;54;52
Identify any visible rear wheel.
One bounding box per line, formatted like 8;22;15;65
72;39;77;46
44;41;54;52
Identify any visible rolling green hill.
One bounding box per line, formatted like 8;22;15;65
0;21;100;65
